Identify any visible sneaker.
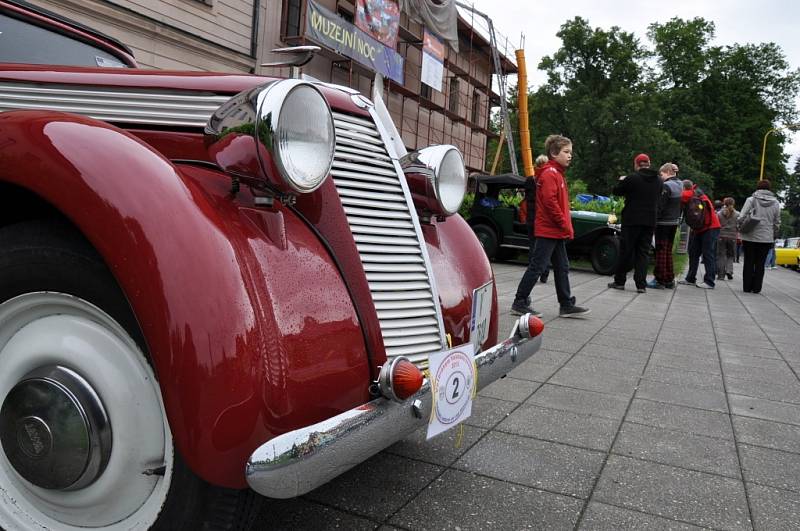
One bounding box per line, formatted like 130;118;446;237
677;279;694;285
646;279;665;289
636;287;646;293
559;305;590;318
696;281;714;289
511;301;542;317
663;281;675;289
607;282;625;290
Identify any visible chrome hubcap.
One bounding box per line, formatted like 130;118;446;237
0;365;111;490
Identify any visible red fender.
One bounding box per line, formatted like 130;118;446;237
425;215;499;350
0;110;372;488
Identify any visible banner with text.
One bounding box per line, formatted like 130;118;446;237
355;0;400;49
306;0;404;84
421;29;444;91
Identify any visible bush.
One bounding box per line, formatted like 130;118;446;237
571;197;624;214
499;191;523;208
568;178;589;200
459;192;474;218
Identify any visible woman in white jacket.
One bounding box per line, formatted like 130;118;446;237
738;180;781;293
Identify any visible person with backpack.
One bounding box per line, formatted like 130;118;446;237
677;180;721;289
647;162;683;289
739;179;781;293
607;153;662;293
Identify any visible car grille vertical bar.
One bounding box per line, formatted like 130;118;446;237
332;111;446;367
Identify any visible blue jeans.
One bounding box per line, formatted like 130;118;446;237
685;228;719;286
765;247;776;268
514;237;575;309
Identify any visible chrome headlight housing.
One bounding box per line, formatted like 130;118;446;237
205;79;335;194
400;145;467;217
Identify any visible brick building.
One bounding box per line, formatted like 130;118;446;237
26;0;516;172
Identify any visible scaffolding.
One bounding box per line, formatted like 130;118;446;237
275;1;518;173
455;1;518;175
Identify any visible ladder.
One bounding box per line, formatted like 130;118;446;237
456;1;518;175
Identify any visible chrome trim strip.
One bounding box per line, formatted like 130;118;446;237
0;82;230;127
371;74;407;158
245;330;542;499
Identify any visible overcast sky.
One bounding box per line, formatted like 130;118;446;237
463;0;800;170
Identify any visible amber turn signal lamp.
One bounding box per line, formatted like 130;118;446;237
518;314;544;339
378;357;424;402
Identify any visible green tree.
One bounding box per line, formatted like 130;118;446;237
530;17;657;193
782;157;800;236
488;15;800;206
647;17;715;89
527;17;705;194
648;18;799;200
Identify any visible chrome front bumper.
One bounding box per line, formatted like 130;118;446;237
245;324;542;499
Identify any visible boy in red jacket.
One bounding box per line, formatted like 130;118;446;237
677;181;721;289
511;135;590;317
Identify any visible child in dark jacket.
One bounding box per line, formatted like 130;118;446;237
716;197;738;280
647;163;683;289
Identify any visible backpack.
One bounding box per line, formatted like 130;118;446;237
684;189;708;230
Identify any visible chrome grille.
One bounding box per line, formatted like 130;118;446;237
332;111;446;365
0;82;229;127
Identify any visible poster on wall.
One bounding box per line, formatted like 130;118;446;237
421;29;444;92
355;0;400;49
306;0;404;84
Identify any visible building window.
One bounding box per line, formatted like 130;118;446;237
448;78;460;114
285;0;302;37
471;90;480;124
420;83;431;100
338;9;354;23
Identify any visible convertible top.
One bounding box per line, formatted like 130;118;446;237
473;173;527;186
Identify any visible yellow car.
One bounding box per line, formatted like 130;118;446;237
775;237;800;269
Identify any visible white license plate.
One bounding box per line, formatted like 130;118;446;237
469;281;493;351
426;343;476;439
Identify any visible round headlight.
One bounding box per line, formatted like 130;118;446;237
254;81;335;193
273;85;335;193
435;148;467;215
206;80;335;192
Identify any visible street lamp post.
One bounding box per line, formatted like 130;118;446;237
759;123;800;181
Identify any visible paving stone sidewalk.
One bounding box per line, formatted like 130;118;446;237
256;262;800;530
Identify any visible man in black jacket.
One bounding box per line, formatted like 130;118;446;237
608;154;662;293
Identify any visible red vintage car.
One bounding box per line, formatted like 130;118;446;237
0;2;543;529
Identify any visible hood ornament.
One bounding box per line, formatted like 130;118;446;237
261;46;320;78
351;94;374;109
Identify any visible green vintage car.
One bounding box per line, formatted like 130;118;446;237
467;174;621;275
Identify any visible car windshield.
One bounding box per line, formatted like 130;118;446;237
0;12;129;68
